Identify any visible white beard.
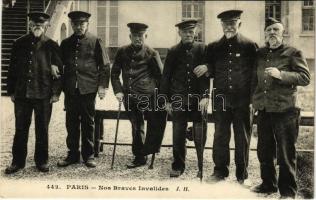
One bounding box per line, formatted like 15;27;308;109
225;32;235;39
268;36;282;48
33;29;43;37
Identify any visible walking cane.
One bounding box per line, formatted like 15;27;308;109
111;100;122;169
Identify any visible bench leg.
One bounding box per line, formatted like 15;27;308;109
94;116;101;157
100;119;104;152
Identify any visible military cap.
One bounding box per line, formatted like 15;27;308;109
127;22;148;33
27;12;50;23
68;11;91;22
265;17;283;29
175;19;198;30
217;9;243;21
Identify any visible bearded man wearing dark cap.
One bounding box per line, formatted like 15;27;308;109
195;10;258;183
5;12;62;174
111;22;166;169
160;19;210;178
251;17;310;199
57;11;110;168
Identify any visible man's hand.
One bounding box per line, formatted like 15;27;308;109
50;95;59;103
265;67;281;79
98;86;107;100
165;102;173;116
51;65;60;79
10;95;15;103
115;92;124;102
199;97;209;115
193;65;208;78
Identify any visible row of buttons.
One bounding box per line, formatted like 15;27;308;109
27;42;36;83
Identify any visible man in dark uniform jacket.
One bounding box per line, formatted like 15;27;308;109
251;18;310;199
160;19;210;178
5;12;62;174
200;10;257;183
57;11;110;168
111;22;166;168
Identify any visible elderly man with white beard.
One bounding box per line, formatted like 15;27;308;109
251;17;310;199
5;12;62;174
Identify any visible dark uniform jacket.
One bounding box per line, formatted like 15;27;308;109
111;44;161;95
205;33;257;108
61;32;110;95
252;44;310;112
160;42;210;105
7;33;62;99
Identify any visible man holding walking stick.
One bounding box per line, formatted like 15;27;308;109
111;22;166;169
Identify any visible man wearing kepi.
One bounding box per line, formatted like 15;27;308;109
5;12;62;174
57;11;110;168
111;23;166;168
160;19;209;178
251;17;310;198
199;10;257;183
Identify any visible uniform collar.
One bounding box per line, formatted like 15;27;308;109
267;43;284;52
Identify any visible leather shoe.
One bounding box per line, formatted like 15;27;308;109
57;157;80;167
252;183;278;194
170;169;183;177
84;160;96;168
210;172;226;181
127;157;147;169
37;164;49;172
5;164;24;174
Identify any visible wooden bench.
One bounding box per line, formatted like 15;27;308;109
94;110;314;155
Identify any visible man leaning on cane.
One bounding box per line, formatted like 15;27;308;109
111;22;166;169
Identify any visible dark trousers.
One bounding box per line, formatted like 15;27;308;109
257;108;300;197
212;106;252;180
123;95;166;158
172;105;207;172
64;90;96;162
12;98;52;167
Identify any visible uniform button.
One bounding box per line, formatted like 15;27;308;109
187;64;189;67
188;79;190;82
264;80;267;83
264;90;267;94
29;60;32;64
131;59;134;62
229;69;232;72
29;70;31;73
229;44;232;47
267;60;269;62
229;52;232;55
187;72;190;74
76;50;79;53
75;64;78;66
28;80;31;82
32;42;34;45
186;50;189;53
189;86;191;89
229;61;232;63
30;51;33;55
229;86;232;89
228;77;232;80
